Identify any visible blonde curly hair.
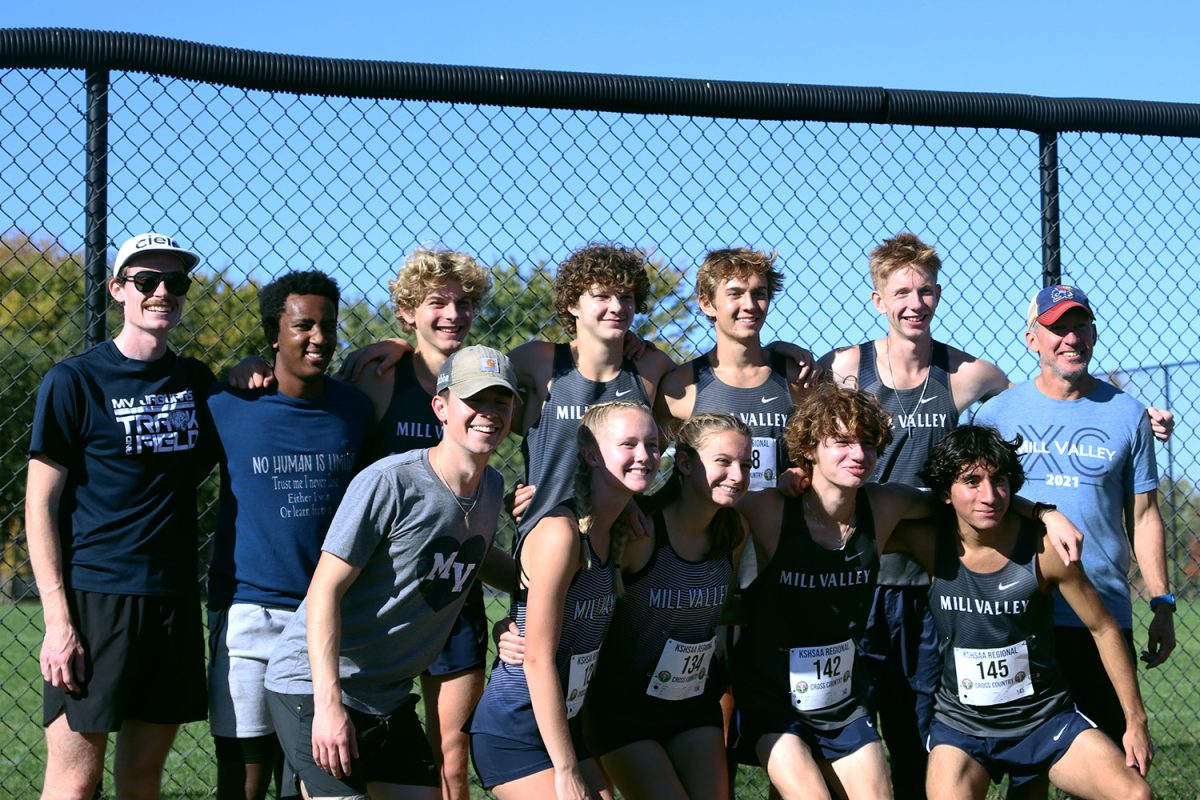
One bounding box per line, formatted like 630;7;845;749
388;247;491;333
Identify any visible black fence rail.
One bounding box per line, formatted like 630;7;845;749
1;28;1197;798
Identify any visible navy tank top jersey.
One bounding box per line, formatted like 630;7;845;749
469;513;617;746
733;492;879;730
519;343;647;535
589;509;733;707
690;352;793;492
859;339;957;586
929;519;1071;737
370;352;442;461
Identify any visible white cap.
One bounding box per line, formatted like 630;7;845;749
113;232;200;276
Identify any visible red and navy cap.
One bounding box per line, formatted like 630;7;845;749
1033;285;1093;325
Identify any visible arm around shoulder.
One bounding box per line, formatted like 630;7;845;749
509;340;555;434
950;350;1011;410
1043;543;1152;773
336;338;412;382
653;361;694;436
636;346;677;405
817;346;860;389
736;488;785;564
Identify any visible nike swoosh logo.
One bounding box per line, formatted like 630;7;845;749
997;580;1019;591
1052;724;1068;741
919;395;938;405
615;389;632;397
761;396;778;403
845;551;859;562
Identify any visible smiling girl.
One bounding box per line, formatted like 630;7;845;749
586;413;752;800
469;401;660;800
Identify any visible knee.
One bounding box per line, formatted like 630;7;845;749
1122;776;1151;800
112;754;167;799
42;771;103;800
43;740;105;800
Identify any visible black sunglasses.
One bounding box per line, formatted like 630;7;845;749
122;271;193;296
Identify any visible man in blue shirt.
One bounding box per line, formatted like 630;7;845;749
27;232;214;800
206;270;371;800
974;284;1176;745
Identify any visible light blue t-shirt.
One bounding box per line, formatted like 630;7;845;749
974;380;1158;629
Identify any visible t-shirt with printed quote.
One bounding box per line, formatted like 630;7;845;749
206;379;372;609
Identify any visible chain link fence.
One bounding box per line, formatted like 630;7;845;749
1;30;1198;798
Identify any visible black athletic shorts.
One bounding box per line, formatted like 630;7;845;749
588;691;723;756
267;691;438;795
43;588;207;732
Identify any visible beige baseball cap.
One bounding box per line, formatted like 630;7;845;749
435;345;518;398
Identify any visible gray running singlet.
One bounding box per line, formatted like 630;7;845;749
469;501;617;747
928;519;1071;737
518;343;647;535
858;339;957;586
589;508;732;706
690;352;793;492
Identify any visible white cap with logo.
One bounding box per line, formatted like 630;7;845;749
113;232;201;277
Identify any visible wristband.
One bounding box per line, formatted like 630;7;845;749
1150;594;1176;613
1032;502;1058;522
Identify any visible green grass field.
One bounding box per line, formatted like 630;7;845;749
1;597;1195;798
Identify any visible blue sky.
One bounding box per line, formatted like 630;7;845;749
6;1;1200;104
5;2;1199;476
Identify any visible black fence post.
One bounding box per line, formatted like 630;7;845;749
84;69;109;347
1039;131;1061;288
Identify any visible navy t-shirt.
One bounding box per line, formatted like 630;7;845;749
29;340;217;596
206;379;373;609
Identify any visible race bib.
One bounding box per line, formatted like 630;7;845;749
646;636;717;701
564;649;600;719
750;436;778;492
788;639;854;711
954;641;1033;706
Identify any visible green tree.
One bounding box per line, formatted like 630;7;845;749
0;233;89;600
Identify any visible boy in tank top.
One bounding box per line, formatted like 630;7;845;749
910;425;1150;800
